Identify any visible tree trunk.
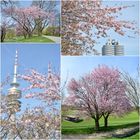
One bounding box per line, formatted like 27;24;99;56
136;106;140;115
103;113;109;128
1;27;6;42
37;20;42;36
37;27;42;36
23;33;27;39
104;116;108;127
28;32;32;38
94;119;100;131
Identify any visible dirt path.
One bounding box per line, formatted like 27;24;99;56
62;131;112;140
62;126;139;140
42;35;60;43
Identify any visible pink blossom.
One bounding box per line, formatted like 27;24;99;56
62;0;138;55
67;65;131;121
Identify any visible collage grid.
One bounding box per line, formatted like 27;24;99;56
0;0;139;140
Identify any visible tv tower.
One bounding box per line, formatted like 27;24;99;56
7;49;21;123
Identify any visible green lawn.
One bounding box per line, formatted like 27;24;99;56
4;35;54;43
62;111;139;139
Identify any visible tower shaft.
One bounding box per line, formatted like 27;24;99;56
7;49;21;121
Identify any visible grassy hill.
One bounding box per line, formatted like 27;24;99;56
62;111;139;139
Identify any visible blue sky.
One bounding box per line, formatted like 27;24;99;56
19;0;60;12
92;0;139;55
19;0;32;7
1;43;60;112
61;56;139;91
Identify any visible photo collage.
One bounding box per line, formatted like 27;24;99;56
0;0;139;140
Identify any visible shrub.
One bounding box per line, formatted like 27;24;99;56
42;26;60;36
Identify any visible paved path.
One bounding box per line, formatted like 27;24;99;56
62;126;139;140
62;132;112;140
42;35;60;43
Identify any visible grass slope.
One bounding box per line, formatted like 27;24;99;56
4;35;54;43
62;111;139;139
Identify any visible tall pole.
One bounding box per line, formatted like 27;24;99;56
7;49;21;122
48;62;52;79
12;49;18;84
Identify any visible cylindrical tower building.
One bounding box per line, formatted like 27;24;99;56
114;42;124;56
102;39;114;56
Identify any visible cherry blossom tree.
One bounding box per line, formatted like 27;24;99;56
32;0;59;36
0;65;60;139
1;105;60;139
0;19;14;42
0;21;7;42
1;0;18;42
3;6;54;38
18;65;61;138
0;76;14;139
0;76;11;121
16;106;60;139
19;67;60;105
15;24;28;39
62;0;138;55
67;65;131;130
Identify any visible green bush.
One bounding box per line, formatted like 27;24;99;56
5;28;16;39
42;26;60;36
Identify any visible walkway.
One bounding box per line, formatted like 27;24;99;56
62;132;112;140
42;35;60;43
62;126;139;140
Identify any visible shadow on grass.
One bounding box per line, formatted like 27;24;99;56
72;119;83;123
62;122;139;135
65;119;83;123
99;122;139;132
